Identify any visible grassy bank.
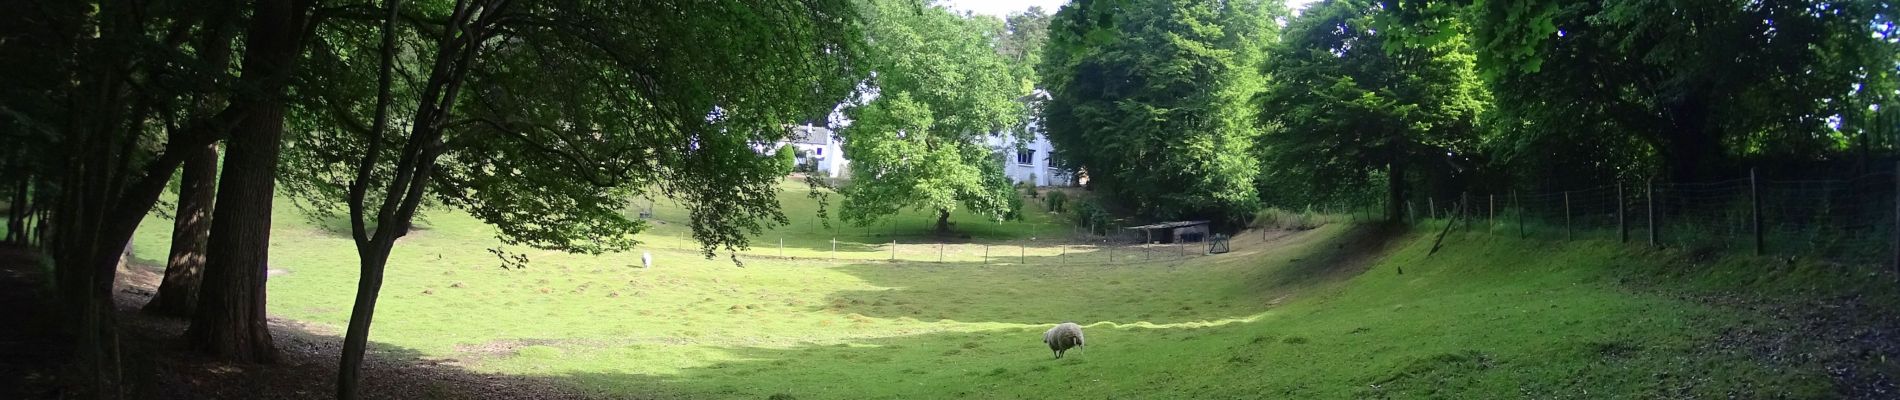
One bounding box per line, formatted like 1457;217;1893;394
108;181;1896;398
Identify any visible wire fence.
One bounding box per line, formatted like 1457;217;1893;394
627;229;1244;266
1413;167;1899;269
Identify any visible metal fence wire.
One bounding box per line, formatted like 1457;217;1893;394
632;231;1228;266
1423;168;1898;268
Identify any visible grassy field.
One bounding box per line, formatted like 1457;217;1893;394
115;180;1894;398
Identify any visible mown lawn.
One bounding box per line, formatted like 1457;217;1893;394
116;180;1883;399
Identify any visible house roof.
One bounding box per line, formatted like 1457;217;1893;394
789;125;832;145
1124;221;1210;230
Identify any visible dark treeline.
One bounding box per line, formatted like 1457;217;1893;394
1037;0;1897;226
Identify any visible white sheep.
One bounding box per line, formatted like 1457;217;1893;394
1043;322;1085;359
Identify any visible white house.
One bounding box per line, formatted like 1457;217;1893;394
785;124;848;178
987;124;1075;187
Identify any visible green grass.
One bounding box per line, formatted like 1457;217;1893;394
114;179;1889;399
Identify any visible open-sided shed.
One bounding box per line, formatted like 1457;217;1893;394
1124;220;1210;244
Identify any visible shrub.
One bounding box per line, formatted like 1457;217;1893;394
1071;199;1115;234
1045;191;1068;213
774;145;797;175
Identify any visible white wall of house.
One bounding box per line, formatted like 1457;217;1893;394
987;126;1074;187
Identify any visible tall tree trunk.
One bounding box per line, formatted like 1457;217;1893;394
144;144;218;316
6;176;26;244
186;106;284;363
936;209;951;234
184;0;307;363
337;0;404;396
1661;95;1725;184
336;249;390;399
1386;159;1405;223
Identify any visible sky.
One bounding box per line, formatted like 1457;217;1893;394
941;0;1322;18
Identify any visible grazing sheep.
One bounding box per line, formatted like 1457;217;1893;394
1043;322;1085;359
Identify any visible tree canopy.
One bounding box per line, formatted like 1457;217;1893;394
1255;0;1489;219
836;0;1027;233
1039;0;1283;228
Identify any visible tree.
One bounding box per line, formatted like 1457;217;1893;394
837;0;1026;233
1468;0;1899;186
0;0;311;387
1255;0;1488;222
142;144;218;317
271;0;865;396
1039;0;1281;228
145;0;244;318
999;7;1054;90
776;145;799;176
184;0;318;364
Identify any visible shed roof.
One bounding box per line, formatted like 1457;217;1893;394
1123;221;1210;230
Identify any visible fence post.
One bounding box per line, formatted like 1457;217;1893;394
1061;244;1067;264
1751;168;1763;256
1647;179;1658;247
1406;201;1414;224
1429;197;1437;220
831;238;837;260
983;245;989;265
1563;191;1572;240
939;242;945;263
1461;192;1470;232
891;240;896;261
1618;183;1628;243
779;238;784;258
1489;194;1496;227
1021;245;1026;264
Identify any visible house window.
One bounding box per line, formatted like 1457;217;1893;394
1016;149;1034;165
1046;153;1060;169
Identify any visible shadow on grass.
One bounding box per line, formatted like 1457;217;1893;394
1243;223;1410;294
805;227;1368;326
525;317;1276;400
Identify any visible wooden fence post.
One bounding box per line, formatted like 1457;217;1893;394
1618;183;1628;243
1751;168;1763;256
831;238;837;260
1648;180;1658;247
1563;191;1572;241
1429;197;1437;220
1061;245;1067;264
779;238;784;258
939;242;945;263
983;245;989;265
891;240;896;261
1021;245;1026;264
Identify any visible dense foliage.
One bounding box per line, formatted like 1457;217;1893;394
837;0;1027;233
1039;0;1283;229
1255;0;1488;220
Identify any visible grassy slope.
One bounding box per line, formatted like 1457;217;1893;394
116;181;1889;399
